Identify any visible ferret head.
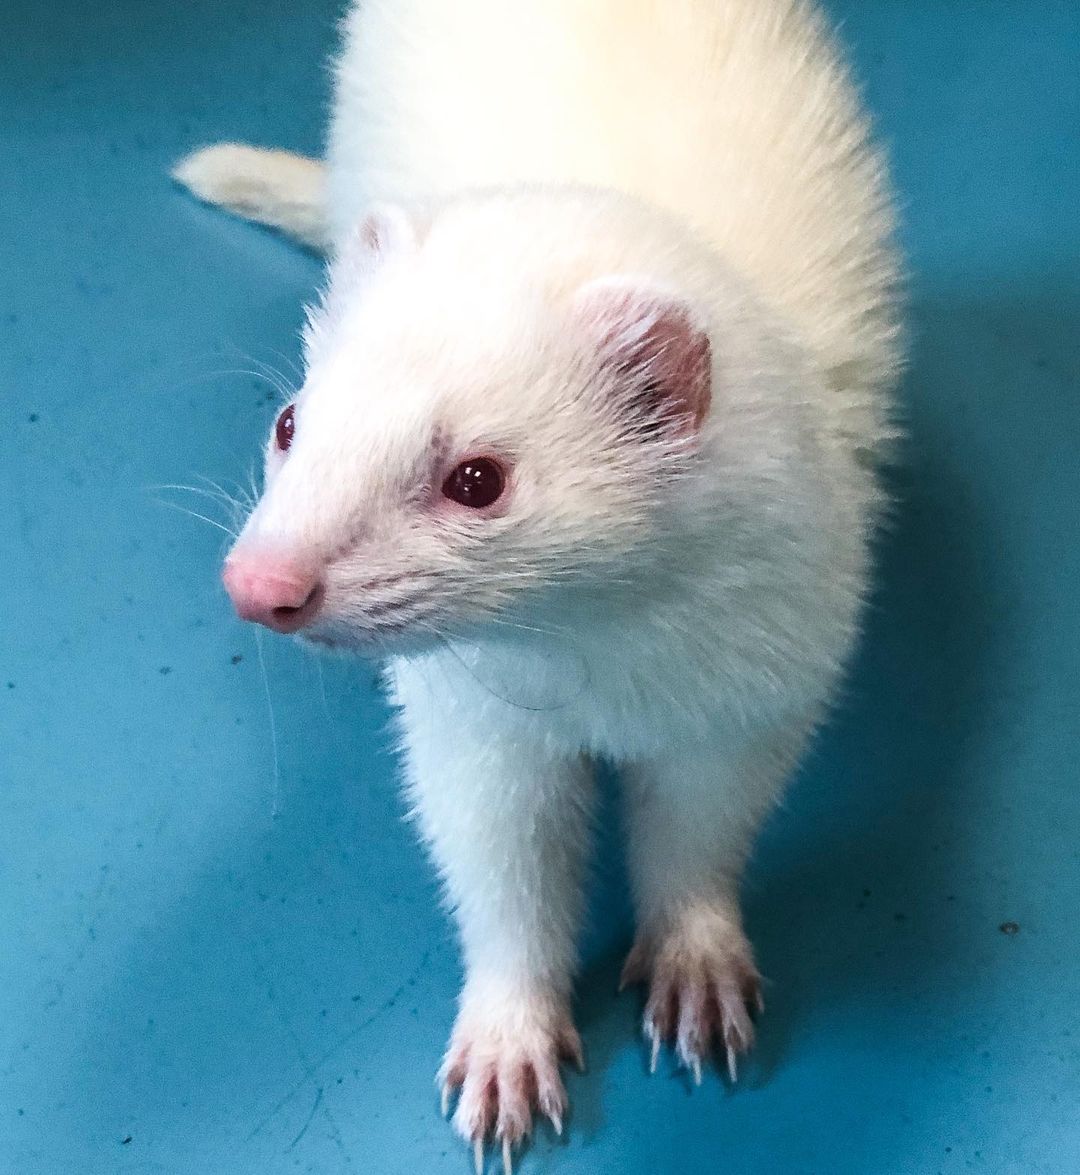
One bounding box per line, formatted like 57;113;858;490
222;191;720;651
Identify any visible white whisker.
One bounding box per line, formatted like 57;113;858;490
268;346;306;384
151;497;237;538
254;629;282;819
195;472;255;511
227;345;300;403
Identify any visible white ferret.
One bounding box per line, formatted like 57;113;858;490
175;0;901;1166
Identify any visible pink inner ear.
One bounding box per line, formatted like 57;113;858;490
574;279;713;436
316;205;419;334
357;216;383;254
341;204;417;279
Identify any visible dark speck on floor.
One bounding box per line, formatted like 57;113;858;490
231;654;243;665
999;921;1020;935
28;413;38;423
159;666;171;675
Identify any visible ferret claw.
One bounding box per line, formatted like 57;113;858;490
624;916;763;1091
555;1024;586;1074
648;1029;661;1074
443;997;577;1164
440;1083;451;1117
619;943;647;992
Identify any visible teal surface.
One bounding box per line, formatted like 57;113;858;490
2;2;1078;1173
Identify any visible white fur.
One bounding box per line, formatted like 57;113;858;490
180;0;902;1158
172;143;329;250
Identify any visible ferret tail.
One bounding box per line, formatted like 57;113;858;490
172;144;329;252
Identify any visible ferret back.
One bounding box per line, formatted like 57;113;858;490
329;0;902;456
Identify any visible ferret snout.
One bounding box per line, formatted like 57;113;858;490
222;552;325;634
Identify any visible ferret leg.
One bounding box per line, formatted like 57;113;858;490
398;702;594;1157
619;717;813;1081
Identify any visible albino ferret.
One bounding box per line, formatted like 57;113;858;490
175;0;901;1166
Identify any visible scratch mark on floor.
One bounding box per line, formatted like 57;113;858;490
246;948;432;1142
286;1085;323;1152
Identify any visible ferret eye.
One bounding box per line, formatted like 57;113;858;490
441;457;505;509
275;405;295;452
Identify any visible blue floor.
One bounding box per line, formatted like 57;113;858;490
2;2;1079;1173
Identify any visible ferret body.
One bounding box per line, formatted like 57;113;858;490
176;0;901;1164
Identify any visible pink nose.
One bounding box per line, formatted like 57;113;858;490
222;554;324;634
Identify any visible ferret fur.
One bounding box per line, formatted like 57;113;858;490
175;0;902;1162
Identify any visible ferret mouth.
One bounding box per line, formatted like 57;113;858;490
297;587;447;653
301;618;412;649
300;621;441;657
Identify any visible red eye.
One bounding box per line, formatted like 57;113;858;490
441;457;506;509
275;404;295;452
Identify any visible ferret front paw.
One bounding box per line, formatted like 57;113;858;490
620;902;764;1084
439;984;584;1173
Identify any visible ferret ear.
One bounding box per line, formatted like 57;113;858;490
572;276;712;437
306;205;421;352
335;203;419;282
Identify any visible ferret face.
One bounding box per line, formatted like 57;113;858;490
222;198;713;651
